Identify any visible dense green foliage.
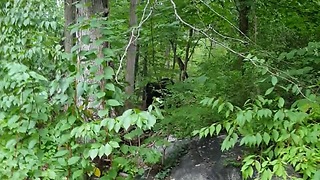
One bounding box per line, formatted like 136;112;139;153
0;0;319;179
0;0;162;179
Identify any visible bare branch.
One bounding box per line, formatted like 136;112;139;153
115;0;156;83
199;0;254;44
169;0;310;101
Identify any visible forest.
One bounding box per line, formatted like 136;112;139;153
0;0;319;179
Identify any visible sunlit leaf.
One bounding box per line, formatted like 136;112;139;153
68;156;80;165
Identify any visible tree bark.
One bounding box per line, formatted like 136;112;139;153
182;28;193;81
239;0;250;37
125;0;138;109
170;39;177;70
165;44;171;69
75;0;109;111
64;0;75;53
236;0;250;73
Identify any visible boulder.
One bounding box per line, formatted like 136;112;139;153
169;135;242;180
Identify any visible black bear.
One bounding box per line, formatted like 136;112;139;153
143;78;174;109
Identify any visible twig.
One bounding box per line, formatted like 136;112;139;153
169;0;310;101
115;0;156;83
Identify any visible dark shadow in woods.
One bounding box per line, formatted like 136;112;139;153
143;78;174;109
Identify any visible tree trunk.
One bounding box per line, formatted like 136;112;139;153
239;0;250;37
75;0;109;111
165;44;171;69
170;39;177;70
236;0;250;72
182;28;193;80
141;47;148;109
125;0;138;109
64;0;75;53
73;0;110;178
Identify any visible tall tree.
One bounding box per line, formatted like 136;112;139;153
125;0;138;108
64;0;75;53
76;0;109;109
235;0;251;72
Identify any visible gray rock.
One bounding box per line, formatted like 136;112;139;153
138;135;301;180
169;136;242;180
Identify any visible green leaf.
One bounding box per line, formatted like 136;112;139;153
272;130;279;141
218;102;225;113
7;115;19;128
98;109;109;118
209;125;215;136
105;83;115;91
48;170;56;179
58;158;67;166
73;170;83;179
216;124;222;135
28;139;38;149
89;149;99;160
204;128;209;137
261;169;272;180
291;133;300;145
103;48;115;57
236;111;245;126
68;115;77;125
314;170;320;180
68;156;80;165
29;71;47;81
107;118;115;131
263;132;271;145
98;145;105;158
104;67;115;79
109;141;120;148
146;113;156;129
212;99;219;109
226;102;234;111
107;99;121;107
96;92;105;98
265;87;274;95
256;133;262;145
50;22;57;30
271;76;278;86
278;97;285;108
54;150;69;157
244;110;253;122
6;139;17;149
104;144;113;156
114;122;121;133
123;115;131;130
255;161;261;172
274;110;285;121
81;35;91;45
136;117;143;128
200;98;208;105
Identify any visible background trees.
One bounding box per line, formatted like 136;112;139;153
0;0;319;179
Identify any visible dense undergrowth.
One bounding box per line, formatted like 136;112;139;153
0;0;319;179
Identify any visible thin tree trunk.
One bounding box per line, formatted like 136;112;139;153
125;0;138;109
170;39;177;70
208;39;213;60
134;43;140;87
165;44;171;69
150;14;155;72
253;0;257;43
239;0;250;37
182;28;193;80
64;0;75;53
236;0;250;72
141;47;148;109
